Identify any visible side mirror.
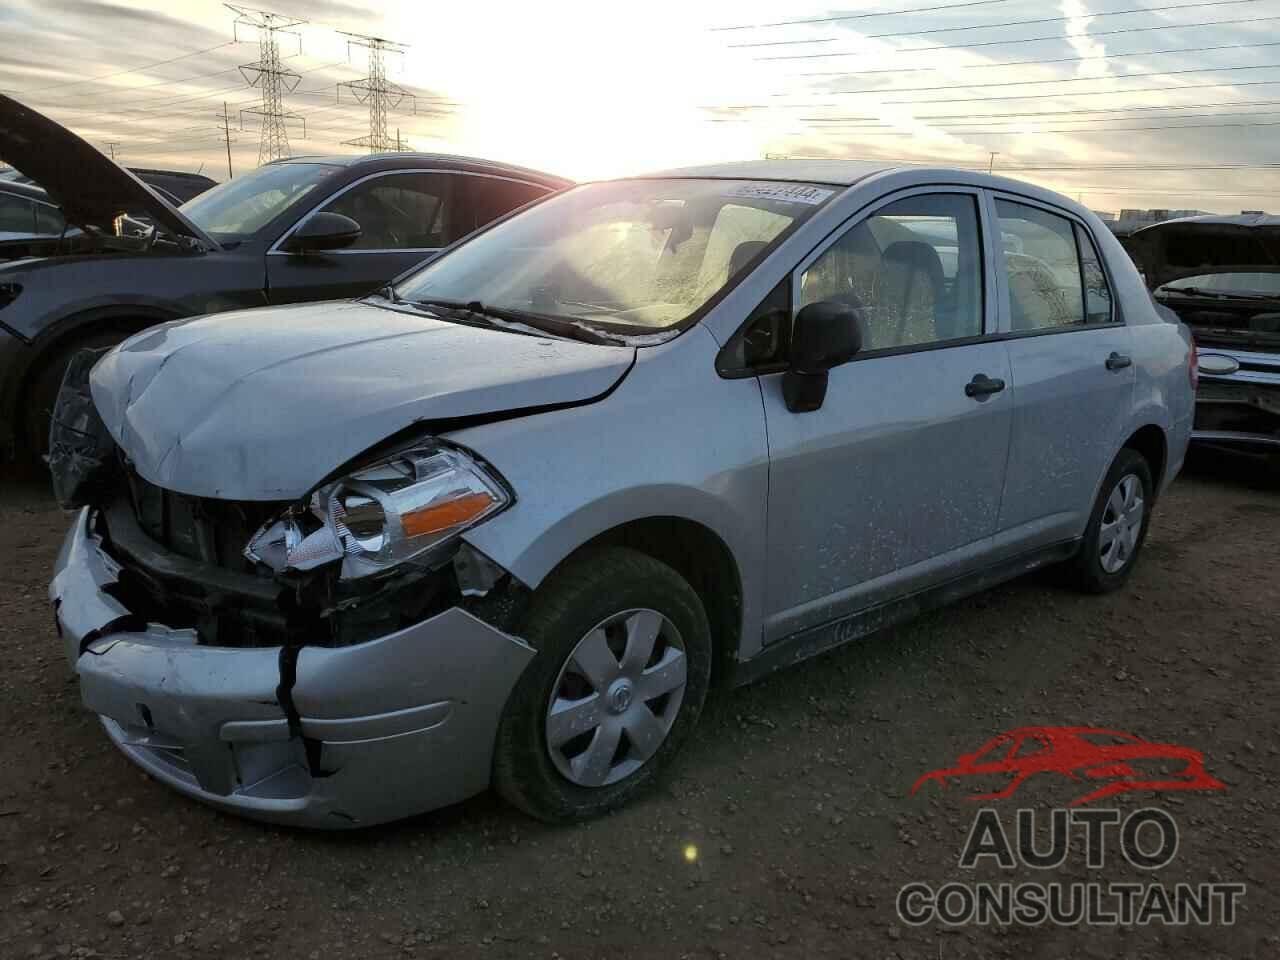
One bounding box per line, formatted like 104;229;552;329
782;300;862;412
283;212;362;253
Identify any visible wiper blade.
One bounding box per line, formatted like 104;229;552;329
1162;285;1278;301
405;298;617;345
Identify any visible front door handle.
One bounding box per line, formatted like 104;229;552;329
965;373;1006;400
1106;352;1133;371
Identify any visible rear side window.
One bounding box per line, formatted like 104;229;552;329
465;177;551;234
996;200;1088;331
321;173;456;249
1075;224;1113;324
799;192;985;351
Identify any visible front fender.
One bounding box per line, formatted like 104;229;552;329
451;326;773;660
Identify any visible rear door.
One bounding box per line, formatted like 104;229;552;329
759;187;1014;644
989;194;1135;555
265;170;465;304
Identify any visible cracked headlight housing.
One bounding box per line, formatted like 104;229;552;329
245;442;511;580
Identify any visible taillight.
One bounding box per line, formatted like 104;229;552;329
1188;338;1199;390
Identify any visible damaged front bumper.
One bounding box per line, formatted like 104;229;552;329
50;508;535;828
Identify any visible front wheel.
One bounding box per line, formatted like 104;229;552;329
1067;448;1154;593
493;547;712;822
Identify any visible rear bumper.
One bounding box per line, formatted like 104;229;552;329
50;508;536;828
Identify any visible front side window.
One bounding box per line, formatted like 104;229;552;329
320;173;456;249
996;199;1087;331
799;193;984;351
181;162;336;240
393;178;834;334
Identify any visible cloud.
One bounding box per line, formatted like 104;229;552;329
1061;0;1109;80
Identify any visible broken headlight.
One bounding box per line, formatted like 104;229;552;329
245;442;510;580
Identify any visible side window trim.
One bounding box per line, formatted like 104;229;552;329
268;169;549;255
987;190;1124;338
788;185;995;354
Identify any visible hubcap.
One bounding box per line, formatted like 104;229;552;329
545;608;688;788
1099;473;1145;574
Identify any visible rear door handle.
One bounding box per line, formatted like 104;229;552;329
1106;352;1133;371
965;373;1006;400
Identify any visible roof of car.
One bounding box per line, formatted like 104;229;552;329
270;152;572;187
636;159;892;186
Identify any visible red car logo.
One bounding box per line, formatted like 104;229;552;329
911;726;1226;806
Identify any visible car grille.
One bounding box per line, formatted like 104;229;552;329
123;469;285;574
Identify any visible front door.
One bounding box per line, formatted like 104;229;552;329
760;189;1013;644
265;170;461;304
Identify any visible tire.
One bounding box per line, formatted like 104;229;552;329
24;332;125;462
493;546;712;822
1067;448;1154;594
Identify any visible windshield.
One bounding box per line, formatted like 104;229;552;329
180;162;336;240
392;178;836;333
1159;272;1280;297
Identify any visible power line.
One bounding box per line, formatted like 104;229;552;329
715;0;1032;32
814;62;1280;97
781;98;1280;123
1;41;237;96
755;11;1275;60
824;117;1280;135
793;39;1280;77
745;0;1261;53
228;4;307;164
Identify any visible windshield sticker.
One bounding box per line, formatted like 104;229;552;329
725;183;835;206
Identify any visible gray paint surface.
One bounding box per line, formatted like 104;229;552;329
56;162;1196;826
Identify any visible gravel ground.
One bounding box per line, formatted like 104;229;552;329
0;453;1276;959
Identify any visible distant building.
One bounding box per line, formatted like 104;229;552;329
1092;210;1117;222
1107;207;1212;237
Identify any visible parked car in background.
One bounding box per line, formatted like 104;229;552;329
1123;214;1280;465
0;93;570;459
49;160;1195;828
1;164;215;214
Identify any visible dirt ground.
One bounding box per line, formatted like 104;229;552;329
0;453;1276;959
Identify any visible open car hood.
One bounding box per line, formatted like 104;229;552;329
90;300;635;500
1124;214;1280;292
0;94;215;247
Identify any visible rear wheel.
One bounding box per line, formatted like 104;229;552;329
493;547;712;822
1067;448;1154;593
24;332;125;462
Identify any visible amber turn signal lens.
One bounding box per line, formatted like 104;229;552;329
400;492;495;537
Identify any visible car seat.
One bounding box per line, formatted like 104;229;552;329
876;240;944;348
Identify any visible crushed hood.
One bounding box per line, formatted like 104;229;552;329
1124;214;1280;291
90;300;634;500
0;94;214;246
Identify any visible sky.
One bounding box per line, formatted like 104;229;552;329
1;0;1279;214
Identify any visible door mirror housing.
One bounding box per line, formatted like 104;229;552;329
283;212;362;253
783;300;863;412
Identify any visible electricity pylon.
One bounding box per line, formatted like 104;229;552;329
337;33;415;153
227;4;307;164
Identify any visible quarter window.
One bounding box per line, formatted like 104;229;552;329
320;173;456;250
799;193;984;351
1076;224;1113;324
995;200;1093;331
466;178;551;233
